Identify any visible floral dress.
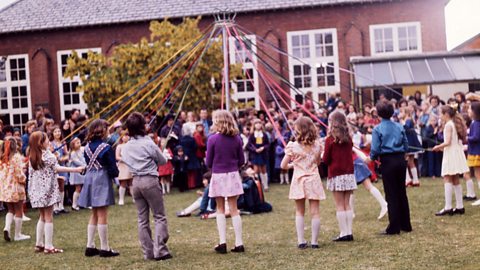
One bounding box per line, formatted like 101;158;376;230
28;150;60;208
0;154;27;202
286;140;326;200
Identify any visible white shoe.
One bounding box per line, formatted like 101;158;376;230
472;199;480;206
14;234;30;241
118;200;124;206
378;205;388;220
22;215;31;222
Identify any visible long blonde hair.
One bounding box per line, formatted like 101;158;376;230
212;110;239;136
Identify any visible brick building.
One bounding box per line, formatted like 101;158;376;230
0;0;449;130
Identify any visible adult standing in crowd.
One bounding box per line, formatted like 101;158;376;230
122;112;172;261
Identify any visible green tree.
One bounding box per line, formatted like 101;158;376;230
64;17;241;116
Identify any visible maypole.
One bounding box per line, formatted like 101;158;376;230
214;9;236;111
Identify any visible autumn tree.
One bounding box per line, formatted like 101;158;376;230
64;17;241;116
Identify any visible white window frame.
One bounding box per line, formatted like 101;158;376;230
369;22;422;56
229;35;260;110
57;48;101;119
0;54;32;133
287;29;340;108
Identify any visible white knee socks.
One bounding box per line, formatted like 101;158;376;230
295;216;306;244
36;219;45;247
349;195;355;218
87;224;97;248
405;168;412;184
4;212;13;232
345;210;354;235
14;217;30;240
454;184;464;209
336;211;347;237
44;222;54;250
311;218;320;245
72;191;80;209
260;173;268;190
231;215;243;247
284;173;290;184
370;186;388;208
119;186;126;205
98;224;110;251
466;179;476;198
59;192;65;210
279;174;285;185
444;183;453;210
411;168;419;184
216;213;227;244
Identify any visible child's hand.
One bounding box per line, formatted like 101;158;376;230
432;145;441;152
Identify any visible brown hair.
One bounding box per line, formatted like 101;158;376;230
69;137;81;151
212;110;239;136
29;131;48;170
250;119;265;134
441;105;467;143
125;112;146;138
470;101;480;121
328;111;351;144
294;116;317;146
86;119;108;142
24;120;37;133
0;137;18;164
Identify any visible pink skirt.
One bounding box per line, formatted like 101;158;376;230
208;171;244;198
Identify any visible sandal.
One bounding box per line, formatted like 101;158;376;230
44;247;64;254
35;246;45;253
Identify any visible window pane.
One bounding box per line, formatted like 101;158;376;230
317;67;325;75
294;78;302;88
10;71;18;81
303;65;310;75
302;49;310;58
12;87;18;97
246;81;254;92
81;53;88;59
12;98;19;109
293;65;301;75
292;48;301;58
327;75;335;86
18;58;25;68
20;86;27;96
315;34;322;45
0;87;7;98
19;70;26;80
325;33;333;44
0;70;5;82
301;35;309;46
61;54;69;65
21;114;28;123
13;114;20;124
384;28;393;39
317;75;325;86
304;77;311;88
385;40;394;52
21;98;28;108
374;29;382;40
63;82;71;93
372;62;394;85
325;45;333;56
1;100;7;109
409;38;418;50
327;64;334;73
375;41;384;53
410;59;433;83
399;40;408;51
408;26;417;37
72;94;80;104
315;47;323;57
10;59;17;69
292;35;299;46
398;27;407;39
64;94;71;105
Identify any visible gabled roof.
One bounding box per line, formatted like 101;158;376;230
0;0;389;34
452;33;480;51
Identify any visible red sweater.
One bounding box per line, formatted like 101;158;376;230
322;136;354;178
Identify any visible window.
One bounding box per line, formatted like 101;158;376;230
287;29;340;107
57;48;101;119
370;22;422;55
229;36;259;109
0;55;32;133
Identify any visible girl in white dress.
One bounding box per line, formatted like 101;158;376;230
432;105;469;216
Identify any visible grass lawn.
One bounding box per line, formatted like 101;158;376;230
0;178;479;270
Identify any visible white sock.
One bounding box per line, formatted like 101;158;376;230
295;215;306;244
284;173;290;184
370;186;388;208
119;186;126;204
405;168;412;183
466;179;476;197
411;168;419;184
454;184;464;209
311;218;321;245
97;224;110;251
166;182;171;194
72;191;80;208
349;194;355;217
216;213;227;244
345;210;354;235
279;173;284;184
87;224;97;248
231;215;243;247
161;183;166;194
4;212;13;232
261;173;268;190
59;192;65;210
183;200;201;214
444;183;453;210
14;217;25;238
36;219;45;247
336;211;348;237
44;222;54;249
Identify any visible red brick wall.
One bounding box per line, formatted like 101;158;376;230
454;35;480;51
0;0;448;120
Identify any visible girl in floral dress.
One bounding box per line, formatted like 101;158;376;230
281;116;325;249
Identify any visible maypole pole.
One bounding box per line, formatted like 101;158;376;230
214;9;236;111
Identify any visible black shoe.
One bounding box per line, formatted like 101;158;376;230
155;254;173;261
231;245;245;253
297;242;308;249
435;208;454;216
463;195;477;201
379;230;400;236
53;210;61;216
60;209;69;214
3;230;10;242
332;235;351;242
214;243;227;254
311;244;320;249
99;249;120;257
85;247;100;257
453;208;465;215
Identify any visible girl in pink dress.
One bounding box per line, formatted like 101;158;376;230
281;117;325;249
